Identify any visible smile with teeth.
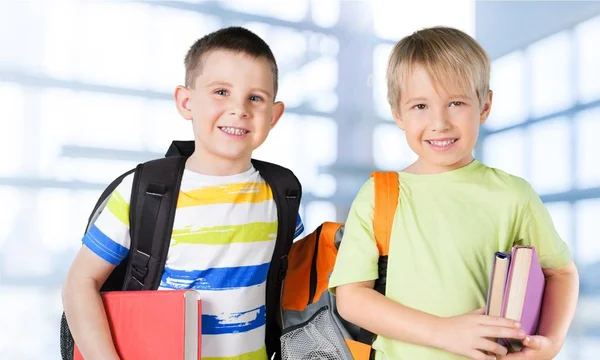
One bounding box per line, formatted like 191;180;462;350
427;139;457;147
219;126;249;136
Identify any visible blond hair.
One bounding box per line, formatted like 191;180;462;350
386;26;490;112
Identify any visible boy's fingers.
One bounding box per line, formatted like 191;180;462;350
479;315;521;329
522;336;542;350
471;307;486;315
477;338;508;356
481;326;525;340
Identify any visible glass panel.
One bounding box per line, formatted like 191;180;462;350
544;201;572;249
144;99;193;153
0;83;24;176
310;0;340;28
575;15;600;103
72;2;151;88
372;123;417;170
371;0;475;40
529;117;571;194
575;107;600;189
246;23;338;113
482;128;528;180
0;187;21;248
528;31;573;118
53;157;139;185
42;0;76;79
147;7;221;92
254;115;337;197
486;51;527;130
373;44;394;120
35;189;99;253
0;0;41;72
64;92;145;150
222;0;309;22
304;201;337;233
575;199;600;265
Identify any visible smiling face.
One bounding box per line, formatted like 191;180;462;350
175;49;284;174
393;64;493;174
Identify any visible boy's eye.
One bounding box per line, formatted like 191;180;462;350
450;101;464;107
249;95;263;102
413;104;427;110
215;89;228;96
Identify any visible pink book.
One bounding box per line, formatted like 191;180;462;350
500;245;545;352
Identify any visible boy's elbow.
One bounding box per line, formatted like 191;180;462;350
334;285;353;321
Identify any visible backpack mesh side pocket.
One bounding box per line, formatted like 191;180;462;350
281;306;348;360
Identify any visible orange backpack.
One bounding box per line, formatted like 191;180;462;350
279;172;399;360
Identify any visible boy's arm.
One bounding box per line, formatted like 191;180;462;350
337;281;524;359
62;176;133;360
62;246;120;360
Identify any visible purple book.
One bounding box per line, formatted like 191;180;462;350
500;245;545;352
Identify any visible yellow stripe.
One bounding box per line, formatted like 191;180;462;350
172;222;277;246
202;346;267;360
177;182;272;208
106;190;129;226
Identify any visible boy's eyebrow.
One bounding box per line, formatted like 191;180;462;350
404;94;471;105
206;81;233;88
404;97;428;105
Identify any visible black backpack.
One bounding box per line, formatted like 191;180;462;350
60;140;302;360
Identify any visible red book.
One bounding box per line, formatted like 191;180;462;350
74;290;201;360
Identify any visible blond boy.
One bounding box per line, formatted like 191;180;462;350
330;27;578;360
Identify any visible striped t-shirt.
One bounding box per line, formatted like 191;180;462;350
83;166;304;360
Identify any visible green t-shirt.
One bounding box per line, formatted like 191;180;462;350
328;160;571;360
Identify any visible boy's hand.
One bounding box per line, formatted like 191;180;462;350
435;308;526;360
500;335;558;359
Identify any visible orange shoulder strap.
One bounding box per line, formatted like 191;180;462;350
371;171;399;256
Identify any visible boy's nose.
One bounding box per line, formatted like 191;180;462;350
229;103;249;119
431;111;452;132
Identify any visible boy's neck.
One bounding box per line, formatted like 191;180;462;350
403;156;475;175
185;152;252;176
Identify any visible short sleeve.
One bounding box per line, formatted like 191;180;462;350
517;183;572;270
329;178;380;293
82;174;133;266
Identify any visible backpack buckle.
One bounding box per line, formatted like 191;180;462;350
131;249;151;279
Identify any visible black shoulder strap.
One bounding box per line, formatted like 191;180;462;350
123;156;187;290
251;159;301;360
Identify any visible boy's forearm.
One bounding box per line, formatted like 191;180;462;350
337;284;441;349
62;279;120;360
538;262;579;350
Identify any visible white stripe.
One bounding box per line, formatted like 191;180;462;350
113;172;134;201
173;200;277;229
157;283;267;315
201;326;265;358
179;168;264;191
164;241;276;270
93;206;131;249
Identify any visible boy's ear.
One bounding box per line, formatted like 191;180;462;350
174;85;193;121
269;101;285;129
392;108;405;130
479;90;493;124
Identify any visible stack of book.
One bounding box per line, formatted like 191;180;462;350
485;245;545;352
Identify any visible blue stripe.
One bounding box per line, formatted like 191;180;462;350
202;305;266;335
82;224;129;265
159;263;270;291
294;214;304;239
